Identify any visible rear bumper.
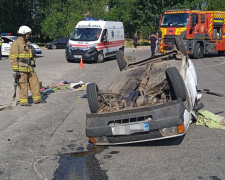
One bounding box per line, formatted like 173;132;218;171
86;99;186;145
35;49;42;54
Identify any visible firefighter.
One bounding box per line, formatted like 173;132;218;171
9;25;46;106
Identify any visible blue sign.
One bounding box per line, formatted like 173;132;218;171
144;122;149;131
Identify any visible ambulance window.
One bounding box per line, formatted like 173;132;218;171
102;29;108;37
101;29;108;42
201;14;205;23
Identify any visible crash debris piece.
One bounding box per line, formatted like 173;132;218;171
196;110;225;130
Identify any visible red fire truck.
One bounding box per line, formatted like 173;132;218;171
158;10;225;58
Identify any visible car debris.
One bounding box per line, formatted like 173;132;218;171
85;36;203;145
196;110;225;130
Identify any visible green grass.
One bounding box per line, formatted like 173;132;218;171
125;39;149;48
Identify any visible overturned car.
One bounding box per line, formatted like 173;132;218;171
86;36;203;145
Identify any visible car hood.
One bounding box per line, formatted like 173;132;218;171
30;43;40;48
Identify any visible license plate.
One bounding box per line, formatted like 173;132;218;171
111;122;149;135
73;55;82;58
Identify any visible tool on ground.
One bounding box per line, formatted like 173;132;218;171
12;72;21;107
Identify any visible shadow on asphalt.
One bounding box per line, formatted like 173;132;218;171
116;135;185;147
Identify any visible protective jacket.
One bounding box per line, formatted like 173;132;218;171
9;36;41;105
9;37;34;72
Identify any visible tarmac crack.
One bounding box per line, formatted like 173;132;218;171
49;106;76;137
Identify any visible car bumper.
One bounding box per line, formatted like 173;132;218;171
35;49;42;54
66;46;98;61
86;99;186;145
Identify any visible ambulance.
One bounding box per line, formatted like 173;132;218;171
65;19;125;63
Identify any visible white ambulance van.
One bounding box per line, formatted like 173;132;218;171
65;19;124;63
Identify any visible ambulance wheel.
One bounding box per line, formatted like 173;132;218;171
66;58;73;63
52;45;57;49
116;50;127;71
218;51;224;56
87;83;100;113
166;67;186;101
97;51;104;63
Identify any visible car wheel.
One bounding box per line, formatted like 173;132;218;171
116;50;127;71
193;43;201;59
97;51;104;63
87;83;100;113
166;67;187;101
52;45;57;49
175;35;187;55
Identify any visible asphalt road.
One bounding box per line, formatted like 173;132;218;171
0;48;225;180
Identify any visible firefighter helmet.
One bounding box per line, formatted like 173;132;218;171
17;26;32;35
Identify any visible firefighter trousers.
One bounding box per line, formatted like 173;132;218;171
18;71;41;105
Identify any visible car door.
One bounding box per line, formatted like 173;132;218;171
63;38;69;48
57;38;64;48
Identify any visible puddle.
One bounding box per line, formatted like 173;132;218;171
53;145;108;180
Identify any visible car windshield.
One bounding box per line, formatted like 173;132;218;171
161;13;190;27
70;28;102;41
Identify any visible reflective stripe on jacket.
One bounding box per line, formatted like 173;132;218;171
9;37;34;72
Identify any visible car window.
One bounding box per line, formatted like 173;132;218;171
2;37;12;43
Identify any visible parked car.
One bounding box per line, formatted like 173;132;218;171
1;35;42;56
85;36;203;145
45;38;69;49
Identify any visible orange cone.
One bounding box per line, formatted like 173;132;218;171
142;47;145;52
79;57;84;68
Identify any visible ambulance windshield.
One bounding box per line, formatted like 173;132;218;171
161;13;190;27
70;28;102;41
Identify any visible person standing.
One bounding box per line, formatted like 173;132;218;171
149;33;158;56
133;34;138;52
9;25;46;106
0;35;4;60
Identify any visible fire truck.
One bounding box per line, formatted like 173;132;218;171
158;10;225;58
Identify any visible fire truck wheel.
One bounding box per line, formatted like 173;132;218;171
193;43;203;59
87;83;100;113
218;51;224;56
116;50;127;71
97;51;104;63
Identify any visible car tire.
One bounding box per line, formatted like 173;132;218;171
166;67;187;101
175;35;187;55
193;43;202;59
97;51;104;63
87;83;100;113
116;50;127;71
52;45;57;49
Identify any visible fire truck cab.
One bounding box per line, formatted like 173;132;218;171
159;10;225;58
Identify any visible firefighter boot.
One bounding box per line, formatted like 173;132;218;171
33;99;46;104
